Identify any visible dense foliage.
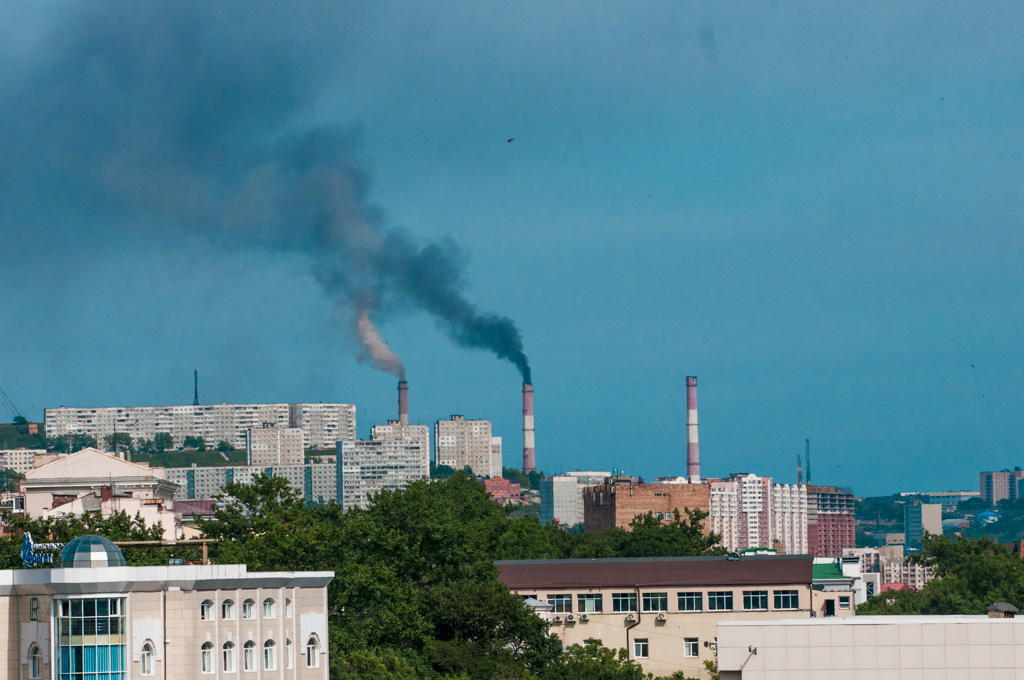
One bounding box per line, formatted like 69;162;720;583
857;534;1024;615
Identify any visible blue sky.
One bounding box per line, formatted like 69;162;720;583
1;2;1022;495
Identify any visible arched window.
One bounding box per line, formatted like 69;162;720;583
200;600;214;621
263;640;277;671
285;597;293;618
222;599;235;620
222;641;236;673
28;645;42;679
286;638;293;669
262;598;276;619
141;642;155;675
243;641;256;672
242;599;255;620
306;635;320;668
201;642;214;674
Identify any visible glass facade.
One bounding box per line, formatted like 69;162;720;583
54;597;127;680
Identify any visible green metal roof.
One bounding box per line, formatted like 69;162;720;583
812;562;844;581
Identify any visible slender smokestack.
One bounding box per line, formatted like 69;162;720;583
686;376;700;483
522;382;535;473
398;380;409;426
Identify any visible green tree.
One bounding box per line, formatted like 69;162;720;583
46;434;97;453
153;432;174;452
103;432;134;455
0;468;21;493
216;440;233;453
136;438;154;453
182;435;207;451
12;415;27;426
539;641;651;680
958;497;991;514
431;463;457;480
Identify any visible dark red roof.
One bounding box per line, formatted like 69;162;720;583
174;499;217;517
497;555;812;589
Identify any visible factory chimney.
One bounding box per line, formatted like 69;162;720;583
522;383;535;473
398;380;409;426
686;376;700;483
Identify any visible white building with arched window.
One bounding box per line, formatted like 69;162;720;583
2;535;332;679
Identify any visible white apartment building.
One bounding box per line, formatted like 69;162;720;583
337;420;429;511
434;415;499;477
164;463;337;504
246;427;304;467
540;470;611;527
709;473;808;554
45;402;356;450
491;437;503;477
0;448;47;475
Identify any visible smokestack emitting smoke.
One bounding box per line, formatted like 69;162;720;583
398;380;409;426
686;376;700;483
0;5;531;386
522;383;535;473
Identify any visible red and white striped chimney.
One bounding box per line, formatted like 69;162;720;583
398;380;409;426
686;376;700;483
522;382;535;473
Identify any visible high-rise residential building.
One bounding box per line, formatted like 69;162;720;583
165;462;337;505
979;468;1024;506
583;477;710;534
433;415;499;477
45;402;356;451
807;485;856;557
540;471;610;528
246;426;304;467
708;473;807;554
904;502;942;549
336;420;429;511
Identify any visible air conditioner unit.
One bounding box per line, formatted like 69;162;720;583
656;613;667;621
580;613;589;621
626;613;636;622
566;614;575;622
552;615;562;623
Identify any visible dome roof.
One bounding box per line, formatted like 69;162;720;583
57;535;126;568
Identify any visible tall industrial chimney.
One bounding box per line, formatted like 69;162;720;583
686;376;700;483
398;380;409;426
522;383;535;473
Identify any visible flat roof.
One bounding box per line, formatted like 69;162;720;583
497;555;813;589
719;615;1011;627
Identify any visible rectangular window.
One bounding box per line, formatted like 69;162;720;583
612;593;637;613
708;591;733;611
577;594;603;613
633;638;649;659
684;638;699;657
839;596;851;610
743;591;769;611
677;592;703;611
642;592;668;612
773;590;799;610
547;594;572;613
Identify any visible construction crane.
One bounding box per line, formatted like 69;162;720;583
0;386;25;422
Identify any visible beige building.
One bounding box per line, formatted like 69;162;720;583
336;420;429;511
20;448;180;540
7;534;332;680
434;416;499;477
717;614;1024;679
247;427;304;467
45;402;356;451
0;449;48;475
498;555;813;679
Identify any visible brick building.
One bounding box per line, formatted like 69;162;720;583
484;477;521;504
806;485;856;557
582;477;710;534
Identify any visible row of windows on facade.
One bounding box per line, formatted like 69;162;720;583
193;637;320;674
199;597;292;621
538;589;802;613
632;637;700;660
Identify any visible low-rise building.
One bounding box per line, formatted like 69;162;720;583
484;477;521;505
498;555;813;679
583;477;710;534
6;534;332;679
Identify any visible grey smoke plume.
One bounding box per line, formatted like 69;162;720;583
0;2;531;383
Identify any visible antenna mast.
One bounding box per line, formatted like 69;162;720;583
193;369;199;406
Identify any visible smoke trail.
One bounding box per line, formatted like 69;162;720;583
0;3;531;382
356;311;406;380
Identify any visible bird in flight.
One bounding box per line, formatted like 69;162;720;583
507;138;514;143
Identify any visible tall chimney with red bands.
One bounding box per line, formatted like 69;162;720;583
522;382;535;473
398;380;409;426
686;376;700;483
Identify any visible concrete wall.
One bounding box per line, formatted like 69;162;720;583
583;480;710;533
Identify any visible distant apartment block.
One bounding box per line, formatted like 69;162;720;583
336;420;429;511
484;477;521;505
45;402;356;450
843;546;936;591
807;485;855;557
980;468;1024;506
541;471;610;527
583;477;710;534
0;448;47;475
246;426;304;467
709;474;808;554
904;502;943;549
491;437;502;475
434;415;499;477
165;462;337;504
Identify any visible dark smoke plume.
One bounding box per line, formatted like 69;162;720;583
0;2;530;382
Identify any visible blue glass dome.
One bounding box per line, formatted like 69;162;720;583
57;535;126;568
